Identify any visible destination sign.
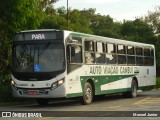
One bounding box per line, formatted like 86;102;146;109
14;31;61;41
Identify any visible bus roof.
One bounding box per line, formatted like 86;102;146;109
17;29;154;48
64;30;154;48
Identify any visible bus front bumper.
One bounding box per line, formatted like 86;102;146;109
11;84;66;98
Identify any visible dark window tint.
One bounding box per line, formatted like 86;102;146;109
136;56;143;65
127;46;134;55
136;47;143;55
144;48;150;56
144;57;151;66
127;56;135;65
70;45;82;63
117;45;125;54
85;41;94;51
106;54;117;64
118;55;126;64
151;49;154;57
96;53;105;63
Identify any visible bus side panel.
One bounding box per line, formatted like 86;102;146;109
66;66;83;98
137;66;156;90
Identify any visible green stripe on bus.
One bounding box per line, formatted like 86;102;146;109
66;88;131;98
99;88;131;95
66;85;155;98
66;92;83;98
80;74;134;95
80;74;134;85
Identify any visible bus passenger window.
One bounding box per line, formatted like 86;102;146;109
117;45;125;54
96;42;104;53
136;47;143;55
70;45;82;63
127;56;135;65
144;48;152;66
107;43;116;53
85;52;95;64
136;56;143;65
151;49;154;57
85;41;94;51
118;55;126;64
106;54;117;64
127;46;134;55
150;49;154;66
144;57;151;66
144;48;150;56
96;53;105;63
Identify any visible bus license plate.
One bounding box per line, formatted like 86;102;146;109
28;90;39;95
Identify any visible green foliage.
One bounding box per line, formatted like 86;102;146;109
155;78;160;89
145;6;160;36
81;9;123;38
68;9;93;34
40;14;67;29
0;0;44;82
144;7;160;66
121;19;155;43
40;7;93;34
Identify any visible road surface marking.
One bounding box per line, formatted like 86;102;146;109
109;106;121;108
134;97;151;105
134;97;160;105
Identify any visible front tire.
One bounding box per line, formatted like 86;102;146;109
80;82;93;105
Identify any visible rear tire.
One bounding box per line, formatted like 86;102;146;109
123;79;138;98
36;98;49;105
80;82;93;105
129;79;138;98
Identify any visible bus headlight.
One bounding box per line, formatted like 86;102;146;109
51;79;64;90
11;80;18;90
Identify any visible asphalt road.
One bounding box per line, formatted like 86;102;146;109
0;89;160;120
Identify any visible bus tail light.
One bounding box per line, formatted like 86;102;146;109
51;79;64;90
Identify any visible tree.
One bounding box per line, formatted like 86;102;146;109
145;6;160;36
81;9;122;38
0;0;44;82
39;0;59;15
121;19;155;43
40;7;93;34
68;9;92;34
40;14;67;30
145;6;160;66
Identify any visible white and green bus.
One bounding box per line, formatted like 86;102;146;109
11;29;156;105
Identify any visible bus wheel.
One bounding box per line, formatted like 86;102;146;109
123;79;138;98
80;82;93;105
36;98;49;105
129;79;138;98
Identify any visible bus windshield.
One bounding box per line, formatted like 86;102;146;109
13;43;65;73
